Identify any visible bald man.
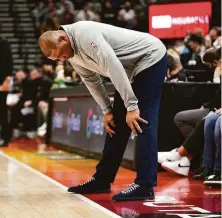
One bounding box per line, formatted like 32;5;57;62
39;21;167;201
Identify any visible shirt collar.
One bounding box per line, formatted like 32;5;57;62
59;25;76;57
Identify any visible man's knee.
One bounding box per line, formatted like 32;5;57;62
174;111;186;126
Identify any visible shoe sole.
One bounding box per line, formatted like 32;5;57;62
112;196;155;201
204;181;222;186
161;164;189;176
68;189;111;194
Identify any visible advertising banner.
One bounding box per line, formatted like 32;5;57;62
51;97;136;161
149;2;212;39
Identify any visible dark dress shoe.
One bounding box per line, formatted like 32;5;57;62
193;168;213;180
68;177;111;194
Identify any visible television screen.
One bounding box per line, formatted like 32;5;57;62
149;2;212;39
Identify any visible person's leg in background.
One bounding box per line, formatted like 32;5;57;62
68;90;132;193
0;92;10;146
160;118;206;176
194;113;220;180
204;115;221;187
174;108;209;139
37;102;48;137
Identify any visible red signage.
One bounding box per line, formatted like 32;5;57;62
149;2;212;39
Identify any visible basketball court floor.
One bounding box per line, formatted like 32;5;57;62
0;139;221;218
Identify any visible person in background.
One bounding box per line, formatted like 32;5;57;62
194;110;221;187
59;0;75;25
75;3;97;22
0;31;13;146
102;0;117;26
205;26;221;49
42;61;56;82
118;1;136;29
19;68;42;138
203;47;222;83
9;69;28;139
181;34;205;69
40;13;60;35
36;69;53;137
166;54;184;82
158;89;221;176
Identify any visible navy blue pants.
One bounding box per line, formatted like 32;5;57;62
94;54;167;188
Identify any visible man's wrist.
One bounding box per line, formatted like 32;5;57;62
127;104;138;112
102;105;113;115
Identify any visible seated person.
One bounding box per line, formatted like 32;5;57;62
158;91;221;176
166;54;185;82
180;34;205;70
203;47;221;83
36;69;53;137
193;110;221;188
10;69;40;139
174;47;221;139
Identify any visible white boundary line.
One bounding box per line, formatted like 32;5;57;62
0;151;122;218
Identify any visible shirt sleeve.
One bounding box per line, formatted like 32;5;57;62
79;32;138;112
70;63;113;114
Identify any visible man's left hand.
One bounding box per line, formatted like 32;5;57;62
126;109;148;136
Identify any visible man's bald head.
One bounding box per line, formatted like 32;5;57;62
39;31;58;57
38;30;73;61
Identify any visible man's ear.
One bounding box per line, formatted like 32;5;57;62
58;35;66;43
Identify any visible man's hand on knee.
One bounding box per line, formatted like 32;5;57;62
126;109;148;137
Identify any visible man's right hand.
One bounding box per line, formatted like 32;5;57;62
104;112;115;137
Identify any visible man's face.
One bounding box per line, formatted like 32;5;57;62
209;29;218;42
30;69;41;80
48;38;73;61
16;71;26;82
187;41;198;52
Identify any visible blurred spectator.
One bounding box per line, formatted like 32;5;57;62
181;34;205;69
166;54;184;82
42;62;56;81
32;1;48;28
0;32;13;146
132;3;146;32
102;1;117;26
57;0;75;25
205;27;221;49
36;70;53;138
203;47;222;83
56;0;75;16
40;13;60;35
10;69;38;139
75;3;97;22
118;1;136;29
9;70;27;139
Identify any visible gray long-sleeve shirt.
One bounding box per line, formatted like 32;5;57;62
61;21;166;114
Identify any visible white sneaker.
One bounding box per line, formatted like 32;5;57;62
158;148;181;164
12;129;21;139
161;157;191;176
26;131;37;139
37;123;47;137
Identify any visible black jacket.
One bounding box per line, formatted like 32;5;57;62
36;77;53;102
0;37;13;84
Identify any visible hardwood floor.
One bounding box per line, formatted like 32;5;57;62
0;139;221;218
